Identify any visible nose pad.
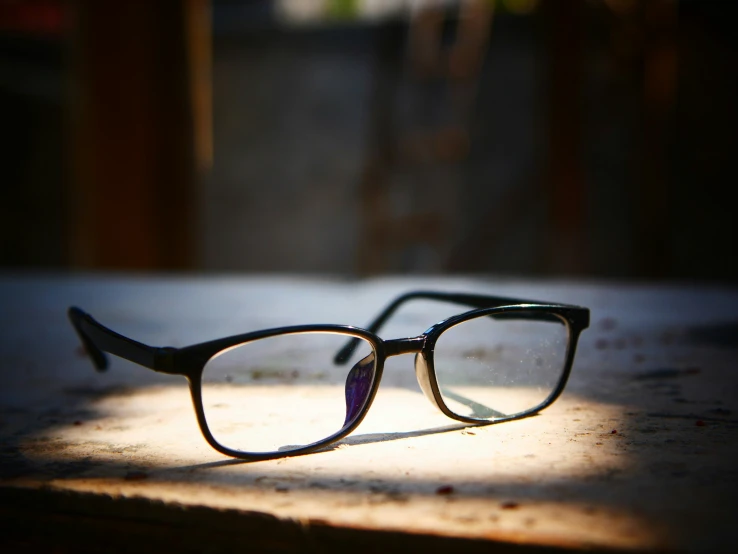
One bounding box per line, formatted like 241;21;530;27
344;352;375;427
415;352;442;411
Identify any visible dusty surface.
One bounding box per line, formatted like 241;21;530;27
1;275;737;552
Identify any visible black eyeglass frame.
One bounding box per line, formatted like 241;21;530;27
68;290;589;461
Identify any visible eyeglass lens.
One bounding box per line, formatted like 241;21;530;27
201;332;377;455
432;311;569;420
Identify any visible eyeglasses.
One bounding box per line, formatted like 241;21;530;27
68;290;589;460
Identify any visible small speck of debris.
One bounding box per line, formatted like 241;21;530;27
95;425;102;430
500;501;519;510
595;338;609;350
73;420;83;426
695;420;706;427
124;471;148;481
599;318;617;331
461;430;476;436
611;429;618;434
595;442;603;446
436;485;454;495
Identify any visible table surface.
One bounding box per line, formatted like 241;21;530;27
1;274;737;553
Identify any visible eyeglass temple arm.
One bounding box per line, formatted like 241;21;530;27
68;307;176;374
334;290;557;364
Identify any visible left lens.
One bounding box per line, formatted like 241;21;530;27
200;331;376;455
432;310;569;420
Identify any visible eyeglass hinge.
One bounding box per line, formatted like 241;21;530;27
153;346;180;375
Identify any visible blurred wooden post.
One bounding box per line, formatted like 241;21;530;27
543;0;586;275
639;0;677;278
69;0;211;269
358;2;492;274
357;22;404;274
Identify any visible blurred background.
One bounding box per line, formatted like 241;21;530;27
0;0;735;281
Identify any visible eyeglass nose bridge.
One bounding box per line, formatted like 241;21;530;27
381;336;445;412
382;336;425;357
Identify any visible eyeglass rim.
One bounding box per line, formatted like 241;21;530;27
185;327;388;460
420;305;585;424
180;304;587;460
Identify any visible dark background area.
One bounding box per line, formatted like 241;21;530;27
0;0;736;281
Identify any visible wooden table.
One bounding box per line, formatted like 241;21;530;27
1;274;736;553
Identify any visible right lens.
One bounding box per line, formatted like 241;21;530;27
432;310;569;420
200;331;377;455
